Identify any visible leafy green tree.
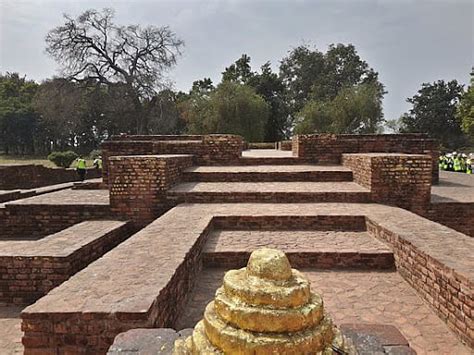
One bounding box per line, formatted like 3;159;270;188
295;81;384;134
183;81;269;142
456;70;474;140
280;44;385;129
400;80;466;149
0;73;39;154
223;55;288;141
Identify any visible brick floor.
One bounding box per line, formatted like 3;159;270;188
242;149;293;158
204;230;390;253
185;165;351;173
7;188;109;206
203;229;394;269
0;305;23;354
176;268;471;355
431;171;474;203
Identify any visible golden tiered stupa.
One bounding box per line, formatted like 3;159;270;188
174;248;356;354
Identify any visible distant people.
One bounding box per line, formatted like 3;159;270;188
76;156;87;181
93;156;102;170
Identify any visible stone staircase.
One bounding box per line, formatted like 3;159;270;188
168;163;369;203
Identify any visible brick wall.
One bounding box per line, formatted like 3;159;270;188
101;134;243;184
277;140;292;151
293;134;439;183
0;221;132;305
0;205;113;240
0;164;101;190
109;155;193;224
342;153;432;212
422;203;474;237
21;219;214;354
367;219;473;347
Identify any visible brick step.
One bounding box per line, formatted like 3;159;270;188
202;230;394;269
182;165;353;182
237;157;313;165
167;182;370;203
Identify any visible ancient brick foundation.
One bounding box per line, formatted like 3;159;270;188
421;203;474;237
101;134;243;184
0;204;113;240
109;155;193;224
342;153;432;212
293;134;439;183
367;220;473;347
0;164;101;190
0;221;132;305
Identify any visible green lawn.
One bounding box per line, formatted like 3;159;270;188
0;155;94;168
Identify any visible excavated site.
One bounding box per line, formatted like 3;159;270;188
0;133;472;354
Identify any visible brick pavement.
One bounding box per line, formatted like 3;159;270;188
176;268;471;355
7;188;109;205
0;305;23;354
20;203;473;353
203;229;394;269
431;171;474;203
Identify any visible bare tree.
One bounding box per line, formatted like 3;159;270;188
45;8;184;133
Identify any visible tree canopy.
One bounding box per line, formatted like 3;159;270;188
45;8;184;133
400;80;466;149
456;70;474;141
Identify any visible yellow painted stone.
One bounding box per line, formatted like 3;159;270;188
223;268;311;309
173;248;357;355
214;287;324;333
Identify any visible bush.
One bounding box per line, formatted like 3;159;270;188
89;149;102;159
48;151;78;168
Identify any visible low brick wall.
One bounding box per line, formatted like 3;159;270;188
422;203;474;237
0;164;101;190
293;134;439;183
109;155;193;224
277;140;292;151
367;219;473;347
0;221;132;305
342;153;432;212
101;134;243;184
0;204;113;240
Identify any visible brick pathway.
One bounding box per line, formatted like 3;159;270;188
0;306;23;354
431;171;474;203
176;268;471;355
205;230;390;253
242;149;293;158
7;188;109;205
170;181;369;193
185;165;351;173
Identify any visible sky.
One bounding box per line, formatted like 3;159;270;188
0;0;473;121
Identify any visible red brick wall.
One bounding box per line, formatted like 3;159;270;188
0;222;132;305
0;205;113;240
0;165;101;190
342;153;432;213
293;134;439;183
109;155;193;224
367;219;473;347
101;134;243;184
421;203;474;237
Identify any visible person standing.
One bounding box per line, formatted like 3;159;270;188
76;156;87;181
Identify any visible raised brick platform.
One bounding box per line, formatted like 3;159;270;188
0;220;132;305
21;203;473;353
0;189;112;240
202;229;394;269
182;165;353;182
167;181;371;203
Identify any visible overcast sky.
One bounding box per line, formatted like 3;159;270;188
1;0;473;120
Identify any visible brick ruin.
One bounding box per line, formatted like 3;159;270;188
0;133;472;354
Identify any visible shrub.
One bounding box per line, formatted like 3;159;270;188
89;149;102;159
48;151;78;168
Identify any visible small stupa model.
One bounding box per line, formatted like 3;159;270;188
174;248;356;354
